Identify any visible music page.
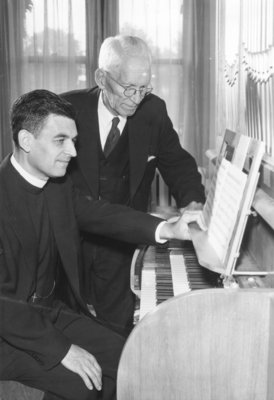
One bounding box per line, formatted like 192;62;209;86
203;158;247;264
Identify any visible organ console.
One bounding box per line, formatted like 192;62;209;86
118;130;274;399
130;130;274;322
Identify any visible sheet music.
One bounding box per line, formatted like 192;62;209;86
203;158;247;263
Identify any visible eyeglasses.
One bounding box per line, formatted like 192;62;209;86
105;72;153;98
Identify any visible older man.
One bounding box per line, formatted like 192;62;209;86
62;35;205;335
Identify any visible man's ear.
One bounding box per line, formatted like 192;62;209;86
18;129;33;153
95;68;107;89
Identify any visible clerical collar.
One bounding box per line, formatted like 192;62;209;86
11;155;48;188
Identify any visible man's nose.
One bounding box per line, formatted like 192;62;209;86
130;90;143;104
65;140;77;158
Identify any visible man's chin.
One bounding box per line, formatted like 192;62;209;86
122;108;137;117
50;169;68;178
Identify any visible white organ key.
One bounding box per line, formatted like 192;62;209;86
169;251;190;295
139;266;156;320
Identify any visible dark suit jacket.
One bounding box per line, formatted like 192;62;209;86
62;87;205;211
0;156;161;370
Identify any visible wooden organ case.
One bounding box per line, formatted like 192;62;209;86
117;130;274;400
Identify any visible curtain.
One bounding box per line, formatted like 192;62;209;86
0;0;119;160
180;0;216;167
21;0;86;94
8;0;119;94
0;0;12;159
119;0;184;142
119;0;216;168
86;0;119;87
1;0;85;159
0;0;29;160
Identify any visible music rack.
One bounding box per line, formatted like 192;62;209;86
189;129;271;283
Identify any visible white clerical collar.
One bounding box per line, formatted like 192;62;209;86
11;155;48;188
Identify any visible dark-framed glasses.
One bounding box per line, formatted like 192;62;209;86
106;71;153;98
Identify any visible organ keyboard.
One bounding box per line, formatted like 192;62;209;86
132;240;222;320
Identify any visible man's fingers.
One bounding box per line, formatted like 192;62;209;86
81;357;102;391
181;210;207;231
75;360;102;391
87;361;102;391
79;370;94;391
61;345;102;391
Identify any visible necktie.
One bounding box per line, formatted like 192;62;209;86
104;117;120;157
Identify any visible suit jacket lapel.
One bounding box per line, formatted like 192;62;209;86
128;115;151;199
76;90;100;198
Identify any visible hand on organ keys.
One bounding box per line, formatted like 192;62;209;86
179;201;207;232
180;209;207;231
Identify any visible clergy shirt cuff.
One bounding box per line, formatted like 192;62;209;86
155;221;168;244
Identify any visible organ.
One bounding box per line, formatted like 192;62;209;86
117;130;274;399
130;129;274;320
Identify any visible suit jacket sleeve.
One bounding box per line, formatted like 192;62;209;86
71;180;163;243
146;97;205;207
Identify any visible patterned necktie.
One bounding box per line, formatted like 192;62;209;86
104;117;120;157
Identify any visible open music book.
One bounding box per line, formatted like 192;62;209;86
203;158;247;264
189;130;265;278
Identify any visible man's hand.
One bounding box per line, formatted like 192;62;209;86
159;216;191;240
159;202;207;241
61;344;102;391
179;201;207;231
179;200;204;214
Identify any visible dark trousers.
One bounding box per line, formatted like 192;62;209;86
0;304;125;400
81;237;136;337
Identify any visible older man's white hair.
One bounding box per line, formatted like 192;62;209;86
98;35;152;75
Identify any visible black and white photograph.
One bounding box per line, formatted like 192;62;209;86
0;1;274;399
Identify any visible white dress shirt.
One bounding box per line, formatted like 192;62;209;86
97;92;127;150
